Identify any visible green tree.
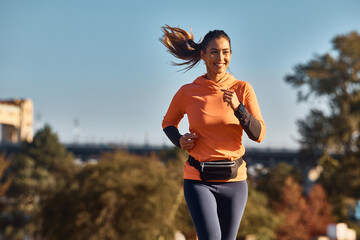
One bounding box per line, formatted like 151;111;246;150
285;31;360;158
275;177;310;240
40;150;186;240
160;148;196;239
0;125;77;240
0;154;12;214
285;31;360;225
275;178;334;240
305;184;334;237
237;187;282;240
257;162;303;207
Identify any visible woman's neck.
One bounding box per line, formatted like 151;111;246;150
206;72;227;83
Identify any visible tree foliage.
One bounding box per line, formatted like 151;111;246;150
276;177;310;240
1;123;341;239
285;31;360;156
40;151;188;240
0;126;196;240
257;162;303;207
0;154;12;214
0;154;11;194
237;187;282;240
275;177;333;240
285;31;360;232
0;125;77;239
306;184;334;237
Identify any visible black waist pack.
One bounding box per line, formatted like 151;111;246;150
187;156;243;181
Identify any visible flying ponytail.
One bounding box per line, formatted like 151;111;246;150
160;25;202;71
160;25;232;72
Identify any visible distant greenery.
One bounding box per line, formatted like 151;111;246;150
285;30;360;235
0;154;12;216
0;125;76;239
0;125;337;240
0;125;191;240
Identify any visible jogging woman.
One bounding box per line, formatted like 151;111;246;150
160;25;266;240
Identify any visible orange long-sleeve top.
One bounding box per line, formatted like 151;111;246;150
162;73;266;182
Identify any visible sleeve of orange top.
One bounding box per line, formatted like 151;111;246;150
241;83;266;143
162;87;186;129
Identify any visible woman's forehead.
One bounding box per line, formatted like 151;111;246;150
206;37;231;49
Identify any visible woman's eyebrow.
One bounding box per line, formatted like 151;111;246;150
210;47;230;51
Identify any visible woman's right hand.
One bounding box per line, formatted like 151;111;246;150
179;133;197;150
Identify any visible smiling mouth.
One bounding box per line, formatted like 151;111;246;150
214;63;226;68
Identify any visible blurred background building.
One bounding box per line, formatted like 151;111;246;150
0;98;33;143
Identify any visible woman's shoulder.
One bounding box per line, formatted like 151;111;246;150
172;82;198;98
231;78;253;90
177;75;206;91
178;82;197;91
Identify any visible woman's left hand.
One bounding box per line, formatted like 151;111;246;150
221;89;240;110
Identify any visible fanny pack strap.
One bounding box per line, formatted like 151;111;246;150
187;155;243;172
187;156;202;172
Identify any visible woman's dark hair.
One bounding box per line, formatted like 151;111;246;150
160;25;231;71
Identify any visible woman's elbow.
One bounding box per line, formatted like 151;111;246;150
255;124;266;143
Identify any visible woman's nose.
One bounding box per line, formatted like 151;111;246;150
219;52;225;61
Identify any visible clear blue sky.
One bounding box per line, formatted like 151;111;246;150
1;0;360;149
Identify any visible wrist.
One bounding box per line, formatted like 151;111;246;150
231;100;241;110
233;103;240;111
235;102;245;113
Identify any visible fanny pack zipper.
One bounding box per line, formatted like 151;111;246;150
200;161;235;171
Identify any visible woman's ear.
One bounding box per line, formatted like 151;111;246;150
200;50;205;60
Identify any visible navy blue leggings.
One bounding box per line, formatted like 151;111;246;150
183;179;248;240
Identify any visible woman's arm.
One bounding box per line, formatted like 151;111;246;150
163;126;197;149
234;104;262;141
162;87;197;149
237;83;265;142
163;125;182;148
226;82;265;143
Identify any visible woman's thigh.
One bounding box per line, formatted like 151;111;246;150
183;180;248;240
216;180;248;240
183;180;221;240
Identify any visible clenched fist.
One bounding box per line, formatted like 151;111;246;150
221;89;240;110
179;133;197;150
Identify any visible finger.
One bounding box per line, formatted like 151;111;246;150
181;134;193;142
181;141;190;149
180;135;196;149
182;143;193;150
222;92;232;97
184;132;197;137
186;135;197;140
223;96;232;101
223;95;231;100
221;88;233;93
184;135;197;141
221;88;232;92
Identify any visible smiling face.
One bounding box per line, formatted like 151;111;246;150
201;37;232;81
